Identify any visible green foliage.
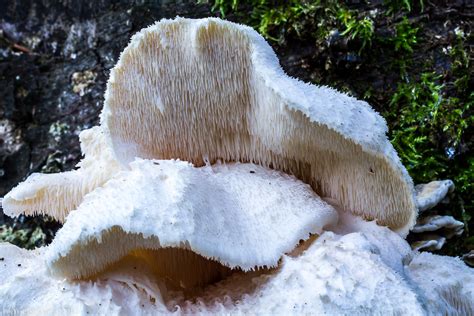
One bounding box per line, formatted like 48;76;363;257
340;12;374;52
385;0;424;14
457;157;474;233
238;1;342;45
386;72;445;180
0;215;60;250
392;17;418;53
200;0;373;53
387;72;472;177
385;58;473;253
198;0;235;17
384;24;472;241
378;17;419;78
250;1;329;42
450;27;470;91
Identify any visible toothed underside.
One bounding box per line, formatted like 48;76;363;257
2;126;120;222
2;169;109;222
46;160;338;279
103;18;416;234
70;230;235;290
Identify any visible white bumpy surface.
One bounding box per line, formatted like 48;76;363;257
1;216;473;315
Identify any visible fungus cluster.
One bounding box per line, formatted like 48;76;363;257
0;18;472;314
411;180;464;251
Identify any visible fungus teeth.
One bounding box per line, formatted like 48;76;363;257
2;126;120;222
3;17;416;235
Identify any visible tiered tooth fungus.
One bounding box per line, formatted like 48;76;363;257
3;18;417;235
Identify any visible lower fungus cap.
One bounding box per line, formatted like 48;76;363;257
46;159;337;286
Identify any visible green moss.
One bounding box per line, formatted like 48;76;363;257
386;72;472;180
0;215;61;250
41;151;67;173
199;0;373;53
374;16;419;78
384;0;424;14
0;225;46;250
384;26;473;255
339;11;374;53
386;72;443;179
392;17;418;54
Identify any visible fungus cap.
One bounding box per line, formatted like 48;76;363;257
3;17;417;235
45;159;338;282
2;126;120;222
415;180;454;212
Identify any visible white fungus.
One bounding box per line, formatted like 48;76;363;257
412;215;464;236
3;17;417;235
1;214;473;314
415;180;455;212
45;159;338;281
0;17;472;315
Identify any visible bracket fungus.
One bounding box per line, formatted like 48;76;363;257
415;180;455;212
411;180;464;252
3;17;417;235
1;18;473;314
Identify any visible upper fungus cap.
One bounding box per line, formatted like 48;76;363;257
3;17;416;235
